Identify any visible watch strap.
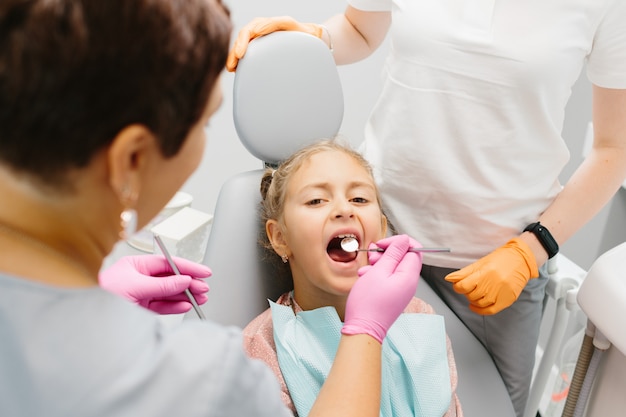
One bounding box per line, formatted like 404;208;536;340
523;222;559;259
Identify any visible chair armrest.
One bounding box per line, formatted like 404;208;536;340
545;254;585;303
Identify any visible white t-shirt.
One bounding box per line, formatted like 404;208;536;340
350;0;626;268
0;273;292;417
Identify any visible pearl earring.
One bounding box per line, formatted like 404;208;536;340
118;184;138;240
281;254;289;263
119;208;138;240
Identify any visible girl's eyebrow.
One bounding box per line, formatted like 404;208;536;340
299;180;376;190
296;180;376;195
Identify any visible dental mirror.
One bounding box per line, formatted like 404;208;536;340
340;237;360;253
340;236;451;253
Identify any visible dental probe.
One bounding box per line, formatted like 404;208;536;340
340;237;449;253
357;247;450;253
154;234;207;320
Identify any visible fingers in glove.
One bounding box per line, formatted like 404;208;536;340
170;257;212;278
367;235;423;266
190;292;208;305
468;293;496;307
445;262;488;294
357;264;373;277
366;235;405;264
393;251;422;281
137;275;194;299
462;286;490;302
187;278;210;296
360;242;421;284
470;302;505;316
366;234;411;273
390;251;421;298
444;267;470;284
152;291;209;304
148;300;194;315
135;255;211;278
370;235;422;251
448;274;481;295
366;242;383;265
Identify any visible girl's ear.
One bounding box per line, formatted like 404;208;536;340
266;219;290;258
381;214;389;237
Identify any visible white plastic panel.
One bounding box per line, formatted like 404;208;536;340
577;242;626;355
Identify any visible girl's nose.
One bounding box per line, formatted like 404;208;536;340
333;200;354;218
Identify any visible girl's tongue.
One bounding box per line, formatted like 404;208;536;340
327;236;358;262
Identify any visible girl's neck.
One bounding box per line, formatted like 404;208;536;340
292;288;348;321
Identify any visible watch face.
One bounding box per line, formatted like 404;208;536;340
524;222;540;233
525;223;559;258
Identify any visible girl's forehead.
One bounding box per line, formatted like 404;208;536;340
301;150;366;175
288;151;375;190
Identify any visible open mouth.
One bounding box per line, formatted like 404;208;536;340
327;234;358;263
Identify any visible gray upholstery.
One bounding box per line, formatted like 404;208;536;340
232;31;344;165
199;31;515;417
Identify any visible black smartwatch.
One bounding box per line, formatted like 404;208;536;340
523;222;559;259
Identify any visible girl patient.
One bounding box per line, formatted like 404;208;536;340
244;139;463;417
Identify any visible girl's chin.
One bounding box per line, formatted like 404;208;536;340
329;267;360;281
330;279;358;296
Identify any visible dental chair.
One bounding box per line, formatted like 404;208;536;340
200;31;344;327
572;241;626;416
199;31;583;417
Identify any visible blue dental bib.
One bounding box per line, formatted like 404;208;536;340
271;301;452;417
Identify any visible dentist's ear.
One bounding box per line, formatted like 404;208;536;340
107;124;156;203
266;219;291;259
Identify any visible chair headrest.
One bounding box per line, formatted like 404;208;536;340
233;31;344;165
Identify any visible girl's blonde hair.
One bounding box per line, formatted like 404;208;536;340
259;138;384;254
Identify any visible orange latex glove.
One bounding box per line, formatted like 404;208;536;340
445;238;539;315
226;16;323;71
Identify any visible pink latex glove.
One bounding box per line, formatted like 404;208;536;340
342;234;422;343
445;237;539;315
360;235;424;270
99;255;211;314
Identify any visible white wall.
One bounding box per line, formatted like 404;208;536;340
181;0;625;271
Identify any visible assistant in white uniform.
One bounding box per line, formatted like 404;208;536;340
349;1;626;415
355;0;626;267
